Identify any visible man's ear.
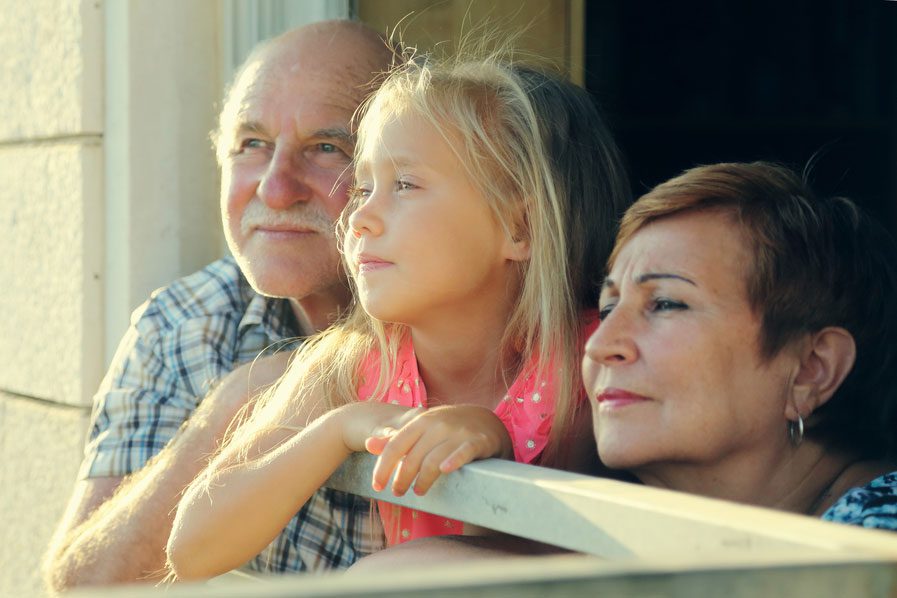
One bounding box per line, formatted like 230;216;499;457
787;327;856;418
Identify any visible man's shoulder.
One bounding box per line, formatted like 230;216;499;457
134;257;256;330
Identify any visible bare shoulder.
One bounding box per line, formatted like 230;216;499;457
841;460;897;489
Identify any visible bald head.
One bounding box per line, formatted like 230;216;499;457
265;20;393;87
215;20;394;161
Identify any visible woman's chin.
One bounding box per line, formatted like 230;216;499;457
597;444;649;471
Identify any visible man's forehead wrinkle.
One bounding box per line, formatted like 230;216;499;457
238;58;367;114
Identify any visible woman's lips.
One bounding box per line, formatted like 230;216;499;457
595;388;651;408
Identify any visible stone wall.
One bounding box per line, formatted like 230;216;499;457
0;1;103;593
0;1;340;593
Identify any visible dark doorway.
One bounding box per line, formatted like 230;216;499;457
585;0;897;230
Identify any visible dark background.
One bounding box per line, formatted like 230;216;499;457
584;0;897;231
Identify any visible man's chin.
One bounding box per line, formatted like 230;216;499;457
246;275;312;300
237;259;308;298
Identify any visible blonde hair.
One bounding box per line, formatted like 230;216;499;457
228;48;630;468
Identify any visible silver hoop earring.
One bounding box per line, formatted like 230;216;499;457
788;413;804;447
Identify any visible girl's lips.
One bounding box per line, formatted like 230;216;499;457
356;254;394;273
595;388;651;408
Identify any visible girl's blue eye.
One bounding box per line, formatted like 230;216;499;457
397;179;416;191
349;185;371;201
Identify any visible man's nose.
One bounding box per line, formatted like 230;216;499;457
584;308;639;366
257;147;311;209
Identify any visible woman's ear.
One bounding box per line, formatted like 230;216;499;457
788;327;856;418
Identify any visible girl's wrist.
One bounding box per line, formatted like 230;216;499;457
330;402;370;454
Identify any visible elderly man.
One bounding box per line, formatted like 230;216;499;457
43;20;394;589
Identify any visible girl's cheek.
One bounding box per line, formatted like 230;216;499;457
342;236;360;272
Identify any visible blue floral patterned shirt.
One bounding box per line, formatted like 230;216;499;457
821;472;897;531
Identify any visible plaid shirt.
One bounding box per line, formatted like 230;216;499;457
80;257;384;573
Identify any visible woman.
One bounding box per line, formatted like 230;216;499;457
583;161;897;528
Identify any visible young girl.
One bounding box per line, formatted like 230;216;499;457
167;53;630;579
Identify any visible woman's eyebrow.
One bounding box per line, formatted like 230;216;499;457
636;272;698;286
602;272;698;291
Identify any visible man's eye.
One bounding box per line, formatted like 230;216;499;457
319;143;344;154
233;139;267;154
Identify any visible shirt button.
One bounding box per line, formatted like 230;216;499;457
526;439;535;449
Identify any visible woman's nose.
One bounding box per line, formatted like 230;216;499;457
584;308;639;366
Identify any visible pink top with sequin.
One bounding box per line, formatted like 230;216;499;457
356;315;597;545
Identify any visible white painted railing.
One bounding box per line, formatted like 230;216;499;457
71;453;897;597
327;453;897;561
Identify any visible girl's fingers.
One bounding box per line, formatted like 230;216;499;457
411;443;459;495
364;434;390;455
370;425;423;492
388;433;446;495
438;440;481;474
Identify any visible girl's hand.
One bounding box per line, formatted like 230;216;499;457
336;401;419;453
364;405;513;497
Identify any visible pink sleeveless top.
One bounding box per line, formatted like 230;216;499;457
356;315;597;545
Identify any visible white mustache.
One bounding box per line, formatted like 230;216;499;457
240;200;335;237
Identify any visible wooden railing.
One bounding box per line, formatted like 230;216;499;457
72;453;897;597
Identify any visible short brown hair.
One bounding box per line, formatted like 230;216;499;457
611;162;897;458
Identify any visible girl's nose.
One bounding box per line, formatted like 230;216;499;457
347;189;385;238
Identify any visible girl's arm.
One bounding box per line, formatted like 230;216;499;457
166;394;409;580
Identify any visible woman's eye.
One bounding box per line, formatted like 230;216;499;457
651;298;688;312
598;304;615;320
